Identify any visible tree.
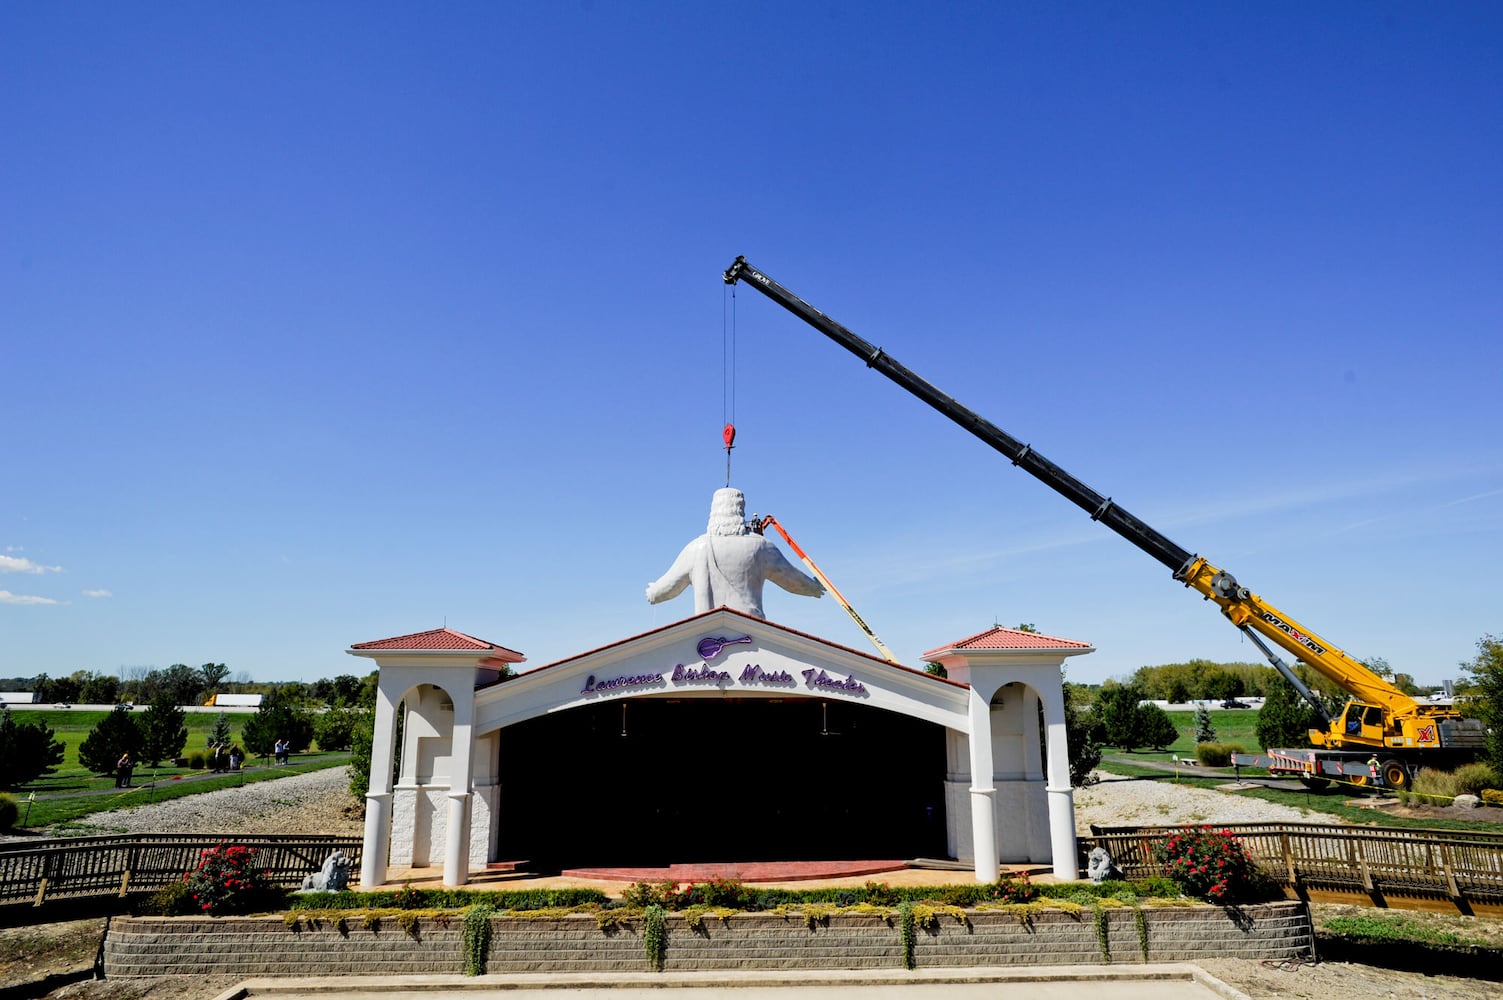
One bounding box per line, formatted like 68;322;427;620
200;662;230;695
1461;634;1503;772
1193;703;1217;744
159;663;204;706
138;694;188;766
208;712;234;748
347;708;376;800
37;673;81;703
1138;703;1179;750
79;672;119;704
78;705;145;775
241;691;314;757
1063;681;1102;786
326;674;363;707
1256;677;1321;751
313;705;362;752
1203;671;1243;703
1094;684;1146;751
1165;678;1192;705
0;707;65;789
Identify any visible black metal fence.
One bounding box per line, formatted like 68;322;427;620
0;834;362;907
1084;821;1503;909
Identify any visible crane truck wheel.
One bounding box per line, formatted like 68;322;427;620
1381;759;1410;790
1348;773;1369;788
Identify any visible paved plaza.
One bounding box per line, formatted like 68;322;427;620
212;966;1249;1000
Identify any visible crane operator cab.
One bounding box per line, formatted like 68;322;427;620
1340;703;1386;741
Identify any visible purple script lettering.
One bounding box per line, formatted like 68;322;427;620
739;664;795;684
581;672;664;695
671;663;732;685
801;668;867;695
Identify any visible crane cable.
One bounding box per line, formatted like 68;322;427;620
723;282;737;486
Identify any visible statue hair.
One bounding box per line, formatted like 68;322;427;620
706;488;749;537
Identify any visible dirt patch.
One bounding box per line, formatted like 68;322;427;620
1200;956;1500;999
1387;802;1503;824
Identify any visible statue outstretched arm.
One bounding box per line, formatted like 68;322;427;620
645;541;698;605
762;547;825;598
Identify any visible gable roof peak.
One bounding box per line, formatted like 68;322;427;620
350;627;526;660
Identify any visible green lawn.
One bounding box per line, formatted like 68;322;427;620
24;755;352;832
8;708;309;790
1133;708;1261;759
1095;759;1503;834
4;708;354;833
1093;709;1503;834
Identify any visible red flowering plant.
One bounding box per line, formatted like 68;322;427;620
987;871;1039;904
1151;827;1258;903
181;844;270;915
661;877;748;909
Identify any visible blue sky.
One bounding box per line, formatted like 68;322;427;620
3;2;1499;688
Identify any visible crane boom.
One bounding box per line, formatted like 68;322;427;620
724;256;1483;763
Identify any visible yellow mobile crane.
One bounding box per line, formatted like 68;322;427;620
723;256;1486;790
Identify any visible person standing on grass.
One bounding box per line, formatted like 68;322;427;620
115;752;132;788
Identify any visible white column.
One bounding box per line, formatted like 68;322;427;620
444;792;471;886
360;685;400;888
967;686;999;883
1041;690;1079;881
442;688;475;887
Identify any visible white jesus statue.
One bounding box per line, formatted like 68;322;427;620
646;487;824;618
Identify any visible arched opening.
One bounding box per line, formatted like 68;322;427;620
494;696;947;870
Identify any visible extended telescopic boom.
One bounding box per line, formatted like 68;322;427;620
723;256;1461;749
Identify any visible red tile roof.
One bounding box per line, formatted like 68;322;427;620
922;625;1091;658
350;627;526;660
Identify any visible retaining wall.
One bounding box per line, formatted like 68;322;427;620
105;901;1312;977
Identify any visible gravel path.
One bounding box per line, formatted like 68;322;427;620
58;765;364;838
1071;770;1328;831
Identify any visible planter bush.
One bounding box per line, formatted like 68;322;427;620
1194;742;1246;767
1152;826;1260;903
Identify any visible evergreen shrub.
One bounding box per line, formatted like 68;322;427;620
0;793;17;830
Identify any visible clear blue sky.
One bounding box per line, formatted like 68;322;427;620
3;2;1499;688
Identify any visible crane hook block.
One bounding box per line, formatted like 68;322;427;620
723;423;736;449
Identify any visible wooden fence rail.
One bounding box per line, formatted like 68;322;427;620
0;835;362;907
1083;822;1503;913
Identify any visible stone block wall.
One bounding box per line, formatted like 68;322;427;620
105;901;1312;977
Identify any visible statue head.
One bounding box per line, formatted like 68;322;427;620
707;487;748;537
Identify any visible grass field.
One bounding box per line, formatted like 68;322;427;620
8;708;267;792
1097;710;1503;834
1137;708;1260;758
19;756;351;831
3;708;352;832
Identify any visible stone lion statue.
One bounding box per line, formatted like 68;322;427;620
1086;845;1122;884
646;488;823;618
298;849;351;893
